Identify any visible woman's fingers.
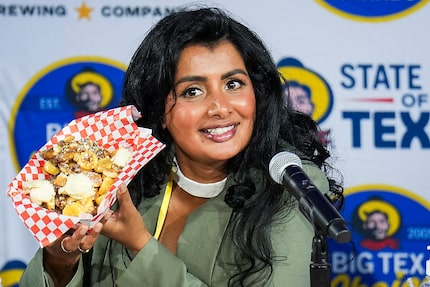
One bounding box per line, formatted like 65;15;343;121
78;222;103;251
101;184;151;254
61;225;89;252
51;184;130;256
116;184;134;213
60;222;102;253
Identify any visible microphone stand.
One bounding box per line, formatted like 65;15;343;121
310;230;331;287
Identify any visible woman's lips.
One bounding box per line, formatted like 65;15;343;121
201;124;237;142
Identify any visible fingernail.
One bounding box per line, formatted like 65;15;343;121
119;184;126;194
80;225;89;235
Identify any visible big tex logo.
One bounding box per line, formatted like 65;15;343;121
328;184;430;286
9;56;127;171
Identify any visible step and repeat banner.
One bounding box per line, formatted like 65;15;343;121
1;1;429;286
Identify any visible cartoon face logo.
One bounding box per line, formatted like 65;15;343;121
277;57;333;145
65;68;114;118
277;57;333;124
353;197;401;250
284;80;315;116
9;56;126;171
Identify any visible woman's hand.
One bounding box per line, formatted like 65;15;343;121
43;222;103;286
59;223;103;254
42;184;150;285
101;184;152;255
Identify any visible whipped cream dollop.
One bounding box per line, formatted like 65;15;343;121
112;147;132;167
59;173;95;200
25;179;56;205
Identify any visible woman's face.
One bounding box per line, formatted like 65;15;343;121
164;41;256;167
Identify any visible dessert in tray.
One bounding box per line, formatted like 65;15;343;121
23;135;132;217
8;105;166;247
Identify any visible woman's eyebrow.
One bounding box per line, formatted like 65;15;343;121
175;75;207;86
175;69;248;86
221;69;248;80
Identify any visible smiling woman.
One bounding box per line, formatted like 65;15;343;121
164;42;256;167
20;6;344;287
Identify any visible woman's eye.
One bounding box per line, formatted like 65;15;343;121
181;87;203;98
226;79;243;90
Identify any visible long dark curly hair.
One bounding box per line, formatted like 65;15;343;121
119;6;343;286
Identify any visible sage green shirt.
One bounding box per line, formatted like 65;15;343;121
20;161;328;286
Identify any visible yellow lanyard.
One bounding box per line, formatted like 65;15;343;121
153;168;174;240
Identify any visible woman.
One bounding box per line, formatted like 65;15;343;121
21;6;343;286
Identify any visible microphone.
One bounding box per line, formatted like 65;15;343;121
269;151;351;243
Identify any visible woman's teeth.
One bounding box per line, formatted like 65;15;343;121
205;125;234;135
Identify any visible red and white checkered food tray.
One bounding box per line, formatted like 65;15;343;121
7;105;165;247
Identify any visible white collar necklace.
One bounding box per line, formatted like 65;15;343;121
172;158;227;198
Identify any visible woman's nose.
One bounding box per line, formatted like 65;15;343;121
207;91;233;117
